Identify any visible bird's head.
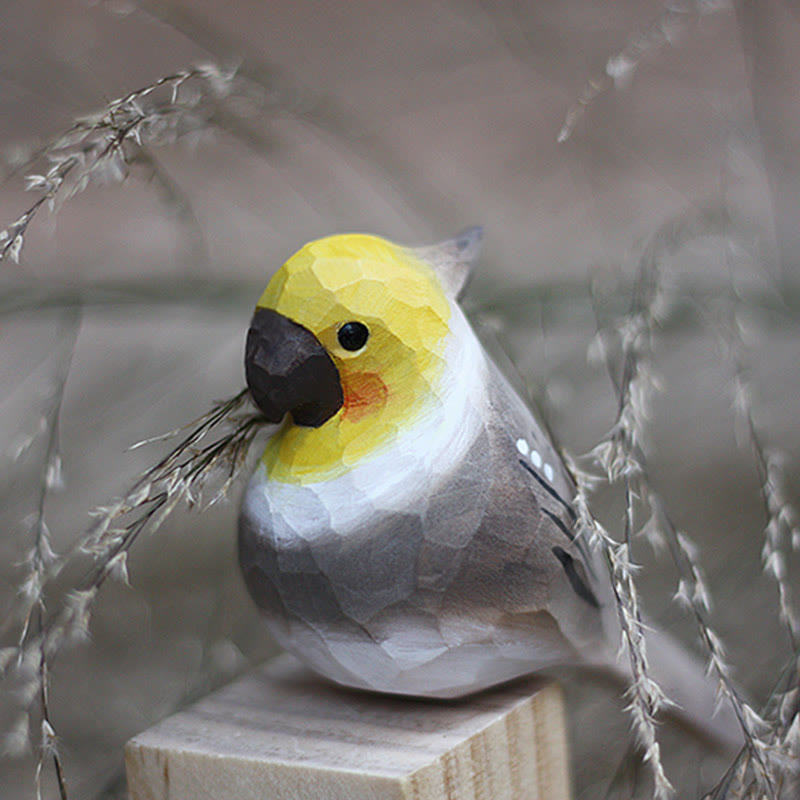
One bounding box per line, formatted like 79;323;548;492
245;228;482;481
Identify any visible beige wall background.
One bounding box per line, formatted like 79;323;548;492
1;1;799;797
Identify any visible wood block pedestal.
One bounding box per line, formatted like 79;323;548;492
125;653;570;800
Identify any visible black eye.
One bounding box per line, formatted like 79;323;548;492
337;321;369;351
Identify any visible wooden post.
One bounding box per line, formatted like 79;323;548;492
125;653;570;800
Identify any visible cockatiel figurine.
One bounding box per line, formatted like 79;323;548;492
239;229;738;748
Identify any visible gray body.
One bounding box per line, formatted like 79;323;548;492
239;357;612;698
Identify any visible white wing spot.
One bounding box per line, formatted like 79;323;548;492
516;438;530;456
530;449;543;468
544;463;555;482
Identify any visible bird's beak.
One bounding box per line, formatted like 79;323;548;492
245;308;343;427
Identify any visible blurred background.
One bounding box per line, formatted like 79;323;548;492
1;1;799;797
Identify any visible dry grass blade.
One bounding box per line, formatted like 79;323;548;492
567;460;674;800
10;313;81;800
699;296;800;797
574;203;800;798
569;205;794;798
72;388;265;585
558;0;730;143
2;387;271;797
0;62;266;266
727;320;800;647
654;496;779;799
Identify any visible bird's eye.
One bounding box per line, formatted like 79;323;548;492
337;321;369;351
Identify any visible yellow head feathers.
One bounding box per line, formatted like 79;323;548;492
258;234;452;365
253;233;460;483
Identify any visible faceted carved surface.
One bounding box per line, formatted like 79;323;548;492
238;234;610;698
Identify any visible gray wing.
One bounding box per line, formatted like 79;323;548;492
430;358;613;666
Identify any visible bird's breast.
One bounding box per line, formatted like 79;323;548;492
237;313;603;696
237;376;591;696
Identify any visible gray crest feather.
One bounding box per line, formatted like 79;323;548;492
411;226;483;298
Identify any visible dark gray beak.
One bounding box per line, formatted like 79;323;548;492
245;308;343;427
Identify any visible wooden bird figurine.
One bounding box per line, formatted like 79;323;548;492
238;229;739;748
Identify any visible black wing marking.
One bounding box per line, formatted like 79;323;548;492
552;545;600;609
518;458;577;522
518;457;598;578
542;507;575;543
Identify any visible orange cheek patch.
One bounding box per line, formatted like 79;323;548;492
341;372;388;422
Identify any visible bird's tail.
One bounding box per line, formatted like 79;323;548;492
583;616;745;753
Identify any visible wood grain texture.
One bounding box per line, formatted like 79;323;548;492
125;653;570;800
